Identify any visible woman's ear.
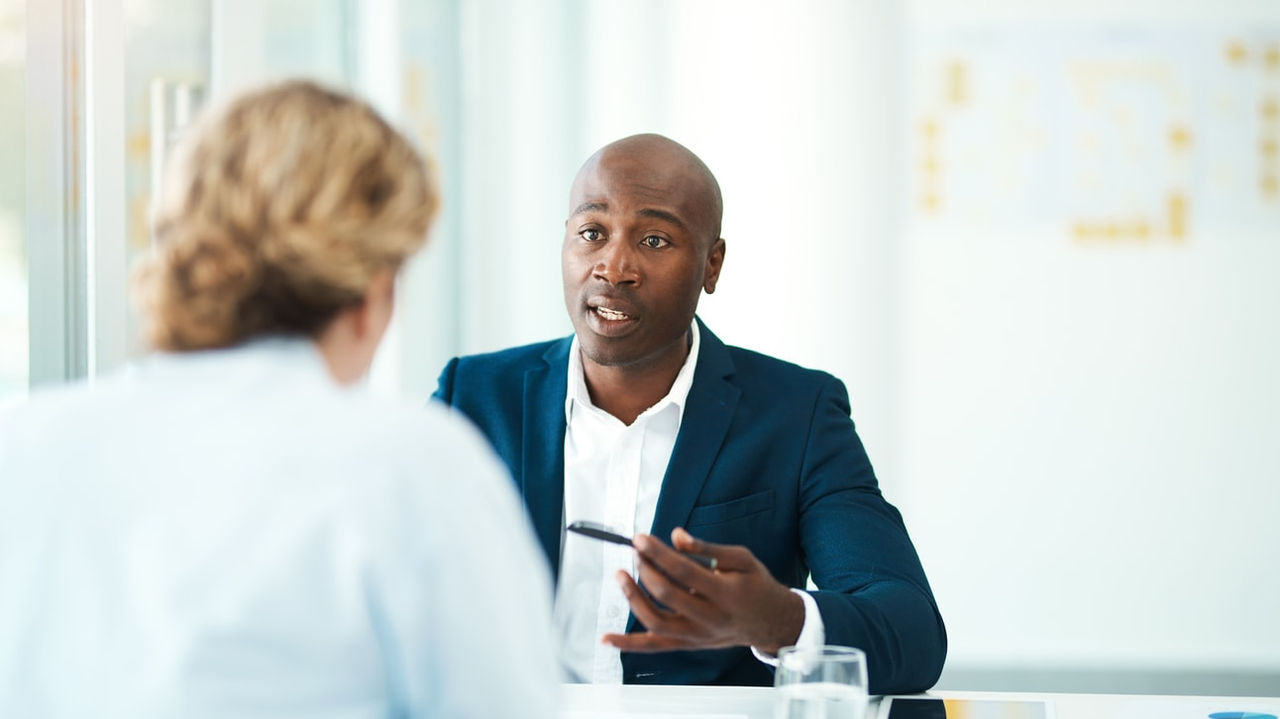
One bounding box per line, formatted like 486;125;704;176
355;268;397;340
315;268;398;385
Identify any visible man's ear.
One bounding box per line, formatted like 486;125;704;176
703;237;726;294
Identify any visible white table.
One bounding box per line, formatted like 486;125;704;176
560;684;1280;719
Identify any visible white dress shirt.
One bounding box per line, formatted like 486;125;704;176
0;338;559;719
554;322;824;684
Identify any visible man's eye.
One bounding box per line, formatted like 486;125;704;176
580;229;603;242
642;236;669;249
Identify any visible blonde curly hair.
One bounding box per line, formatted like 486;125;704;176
133;79;438;351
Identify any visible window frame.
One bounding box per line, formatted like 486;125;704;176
25;0;128;388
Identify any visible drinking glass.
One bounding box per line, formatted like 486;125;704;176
773;645;869;719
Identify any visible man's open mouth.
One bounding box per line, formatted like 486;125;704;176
594;306;634;321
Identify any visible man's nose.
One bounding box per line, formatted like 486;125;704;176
592;241;640;285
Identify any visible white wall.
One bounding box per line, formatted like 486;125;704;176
900;229;1280;668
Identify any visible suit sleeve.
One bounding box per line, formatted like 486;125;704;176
431;357;460;406
799;377;947;695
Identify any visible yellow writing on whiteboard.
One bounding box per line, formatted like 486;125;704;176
1167;192;1188;240
947;60;968;107
1262;97;1279;121
1265;46;1280;72
1071;219;1163;244
1225;41;1248;66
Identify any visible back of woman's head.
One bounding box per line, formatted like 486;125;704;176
134;79;437;351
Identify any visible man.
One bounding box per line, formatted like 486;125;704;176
433;134;946;692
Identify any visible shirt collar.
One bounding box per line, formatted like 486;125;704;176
564;320;701;426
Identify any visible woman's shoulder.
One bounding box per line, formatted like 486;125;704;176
326;391;513;493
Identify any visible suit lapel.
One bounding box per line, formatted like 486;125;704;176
522;338;571;584
647;318;740;545
628;321;740;637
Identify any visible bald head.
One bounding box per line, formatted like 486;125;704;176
570;133;723;246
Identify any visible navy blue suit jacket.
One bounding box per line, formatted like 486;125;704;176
432;320;946;692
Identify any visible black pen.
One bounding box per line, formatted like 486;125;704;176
567;520;718;570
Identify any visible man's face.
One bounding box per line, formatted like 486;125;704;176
561;146;724;371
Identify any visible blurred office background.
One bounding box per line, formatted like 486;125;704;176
1;0;1277;696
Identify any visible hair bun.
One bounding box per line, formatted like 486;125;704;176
133;80;438;352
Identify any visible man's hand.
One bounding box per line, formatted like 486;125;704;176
601;527;805;655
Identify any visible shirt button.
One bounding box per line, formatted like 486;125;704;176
607;605;621;619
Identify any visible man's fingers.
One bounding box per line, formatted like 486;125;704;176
600;632;693;653
615;570;686;635
633;534;720;598
634;556;722;626
671;527;757;572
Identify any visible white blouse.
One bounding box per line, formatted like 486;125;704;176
0;337;559;719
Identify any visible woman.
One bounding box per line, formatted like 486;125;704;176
0;81;558;718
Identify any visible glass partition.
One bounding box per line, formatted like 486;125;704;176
0;0;26;403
